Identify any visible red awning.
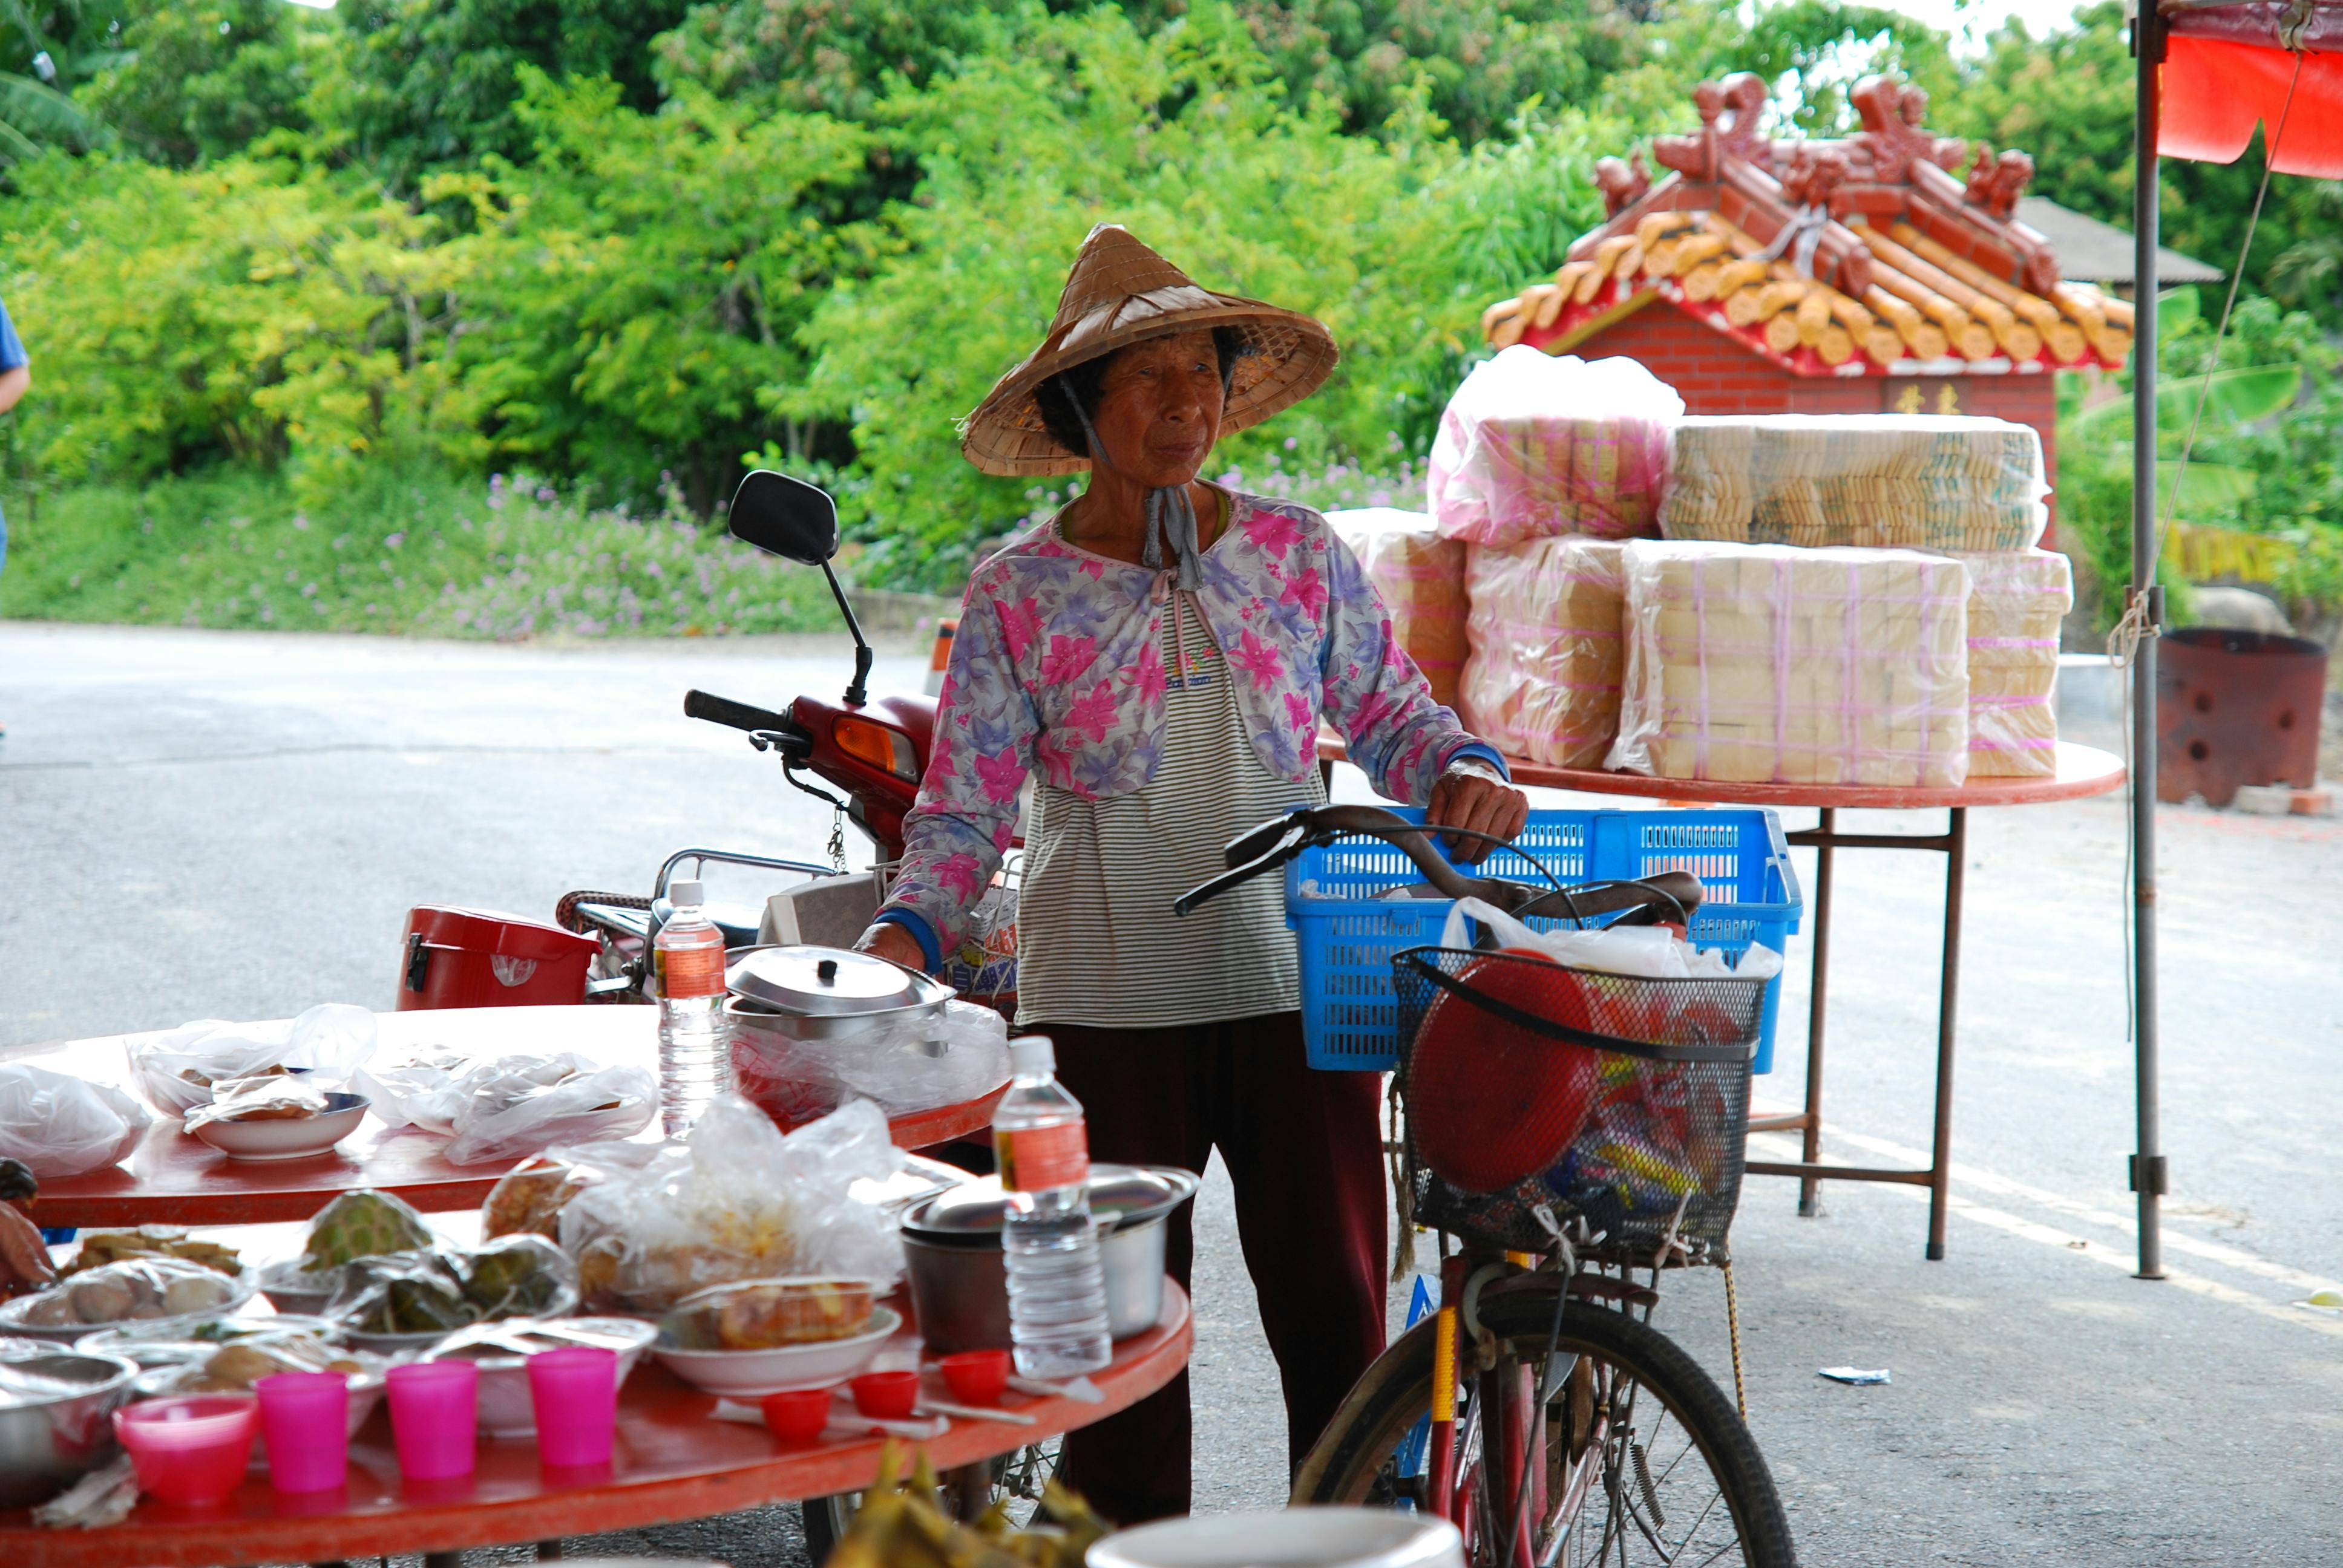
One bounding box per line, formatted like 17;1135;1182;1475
2160;2;2343;174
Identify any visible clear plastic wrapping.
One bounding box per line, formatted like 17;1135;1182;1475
326;1235;579;1336
0;1065;152;1178
558;1096;905;1314
1661;415;2048;552
1324;508;1470;708
0;1255;251;1333
1458;537;1627;769
1950;547;2072;778
356;1051;657;1166
1608;541;1971;788
730;998;1010;1128
129;1003;378;1116
1428;348;1680;547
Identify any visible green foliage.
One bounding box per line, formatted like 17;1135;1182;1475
0;462;834;635
0;151;476;491
442;71;880;513
334;0;694;189
0;0;119;160
787;2;1614;587
77;0;320;166
656;0;1020;118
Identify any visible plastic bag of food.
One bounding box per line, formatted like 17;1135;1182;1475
1607;540;1970;788
358;1052;657;1165
300;1189;436;1274
658;1278;877;1350
0;1255;252;1333
60;1227;241;1278
182;1073;339;1134
128;1003;378;1116
559;1095;905;1313
732;999;1010;1128
1659;414;2048;551
1458;537;1627;769
481;1154;597;1240
327;1237;578;1336
0;1065;152;1178
1324;508;1470;708
1438;897;1783;982
1427;348;1680;547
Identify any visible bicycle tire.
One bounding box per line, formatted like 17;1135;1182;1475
1293;1289;1796;1568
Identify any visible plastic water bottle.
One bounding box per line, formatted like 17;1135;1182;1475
994;1035;1112;1377
654;878;732;1135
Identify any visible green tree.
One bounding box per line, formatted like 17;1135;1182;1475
0;0;118;160
78;0;323;166
333;0;694;189
655;0;1022;120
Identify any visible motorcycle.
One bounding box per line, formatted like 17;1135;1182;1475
545;469;1017;1013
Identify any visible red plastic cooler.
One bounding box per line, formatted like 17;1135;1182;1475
397;906;600;1011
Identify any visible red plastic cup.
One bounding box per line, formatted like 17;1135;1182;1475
386;1360;479;1480
761;1387;834;1445
938;1350;1011;1406
525;1347;618;1468
255;1371;351;1494
850;1369;919;1420
113;1396;259;1507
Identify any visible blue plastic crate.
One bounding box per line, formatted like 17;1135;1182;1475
1286;807;1803;1073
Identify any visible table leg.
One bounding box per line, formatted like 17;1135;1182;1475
537;1541;564;1560
1925;808;1967;1261
1799;807;1836;1217
942;1458;993;1521
424;1553;463;1568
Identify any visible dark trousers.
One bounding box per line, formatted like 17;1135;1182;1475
1038;1010;1388;1525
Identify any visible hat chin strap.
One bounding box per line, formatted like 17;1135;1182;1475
1070;399;1204;594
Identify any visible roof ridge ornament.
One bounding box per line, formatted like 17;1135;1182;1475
1849;75;1970;183
1653;73;1771;183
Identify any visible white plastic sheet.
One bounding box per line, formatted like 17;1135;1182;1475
1438;897;1782;981
731;998;1009;1127
128;1003;378;1117
357;1051;656;1166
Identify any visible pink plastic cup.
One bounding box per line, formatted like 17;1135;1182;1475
525;1346;619;1468
386;1360;480;1480
113;1396;259;1507
255;1371;351;1494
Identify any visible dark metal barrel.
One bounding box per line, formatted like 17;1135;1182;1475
2156;627;2328;806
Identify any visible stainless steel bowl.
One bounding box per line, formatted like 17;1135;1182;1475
900;1165;1199;1354
0;1343;141;1508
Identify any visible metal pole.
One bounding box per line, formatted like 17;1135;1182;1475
2131;0;2168;1281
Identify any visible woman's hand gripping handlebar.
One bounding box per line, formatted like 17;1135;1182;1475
1172;804;1704;927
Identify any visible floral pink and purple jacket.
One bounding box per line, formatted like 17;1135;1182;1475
874;492;1504;964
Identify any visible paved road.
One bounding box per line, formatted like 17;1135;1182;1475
5;621;2341;1565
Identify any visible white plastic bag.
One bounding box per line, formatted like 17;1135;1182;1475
0;1065;154;1178
358;1052;656;1166
1427;348;1681;547
128;1003;379;1116
1438;897;1783;981
732;999;1009;1126
559;1095;905;1312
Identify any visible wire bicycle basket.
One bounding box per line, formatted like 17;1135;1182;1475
1392;946;1768;1264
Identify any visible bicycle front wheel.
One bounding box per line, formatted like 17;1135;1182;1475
1293;1286;1795;1567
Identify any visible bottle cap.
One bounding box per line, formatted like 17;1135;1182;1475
1009;1036;1055;1076
670;878;704;908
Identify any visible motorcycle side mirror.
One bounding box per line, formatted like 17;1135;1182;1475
728;469;839;564
727;468;870;707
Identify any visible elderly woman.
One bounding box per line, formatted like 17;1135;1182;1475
856;226;1527;1523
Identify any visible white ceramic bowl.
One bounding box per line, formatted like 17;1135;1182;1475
424;1318;659;1437
652;1306;899;1398
192;1094;370;1161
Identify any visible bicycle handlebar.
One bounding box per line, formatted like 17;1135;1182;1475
684;689;796;734
1173;804;1703;927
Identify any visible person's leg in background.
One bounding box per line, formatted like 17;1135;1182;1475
1045;1022;1214;1525
1214;1011;1388;1476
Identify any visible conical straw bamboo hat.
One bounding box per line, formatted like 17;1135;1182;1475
958;224;1339;477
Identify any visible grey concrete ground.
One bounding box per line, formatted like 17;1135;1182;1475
4;621;2341;1566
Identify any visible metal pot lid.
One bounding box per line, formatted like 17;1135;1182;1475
903;1165;1201;1247
727;944;950;1016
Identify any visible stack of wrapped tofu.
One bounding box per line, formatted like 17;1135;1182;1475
1349;393;2072;788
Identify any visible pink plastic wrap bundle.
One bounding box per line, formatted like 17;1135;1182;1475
1459;538;1627;769
1325;508;1469;708
1608;541;1971;788
1950;549;2072;778
1427;348;1681;547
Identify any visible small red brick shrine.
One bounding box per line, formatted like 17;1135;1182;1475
1480;72;2137;522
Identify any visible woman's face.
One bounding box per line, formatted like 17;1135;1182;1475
1089;329;1225;489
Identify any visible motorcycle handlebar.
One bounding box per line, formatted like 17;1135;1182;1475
684;689;796;734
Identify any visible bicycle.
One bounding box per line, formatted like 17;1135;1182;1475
1179;804;1797;1567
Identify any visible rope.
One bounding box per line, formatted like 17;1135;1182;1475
2111;48;2304;1043
1723;1260;1749;1422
